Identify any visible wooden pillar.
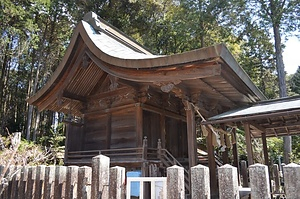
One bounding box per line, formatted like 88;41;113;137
231;128;240;185
136;103;143;147
262;131;272;193
106;114;112;149
142;137;148;178
232;128;239;169
160;114;166;148
184;101;197;168
64;124;70;163
206;127;218;198
244;123;254;165
261;132;269;166
221;125;229;164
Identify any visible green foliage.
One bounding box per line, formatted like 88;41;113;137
267;137;284;164
38;122;65;165
236;128;285;164
289;66;300;95
291;135;300;163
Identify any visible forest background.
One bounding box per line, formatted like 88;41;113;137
0;0;300;165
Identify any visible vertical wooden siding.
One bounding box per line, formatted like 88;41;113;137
165;117;188;159
143;110;161;148
111;107;136;149
83;115;108;150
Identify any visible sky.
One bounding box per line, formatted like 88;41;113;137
283;36;300;75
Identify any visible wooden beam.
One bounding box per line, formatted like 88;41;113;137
264;120;300;129
88;87;134;100
84;104;135;117
198;78;237;107
141;104;186;121
86;50;222;82
244;122;254;165
249;121;266;133
183;100;197;168
63;90;87;103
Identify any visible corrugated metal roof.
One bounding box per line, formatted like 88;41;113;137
207;96;300;122
83;21;160;60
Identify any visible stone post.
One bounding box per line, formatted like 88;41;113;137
249;164;271;199
109;166;125;199
218;164;239;199
54;166;67;199
66;165;79;199
35;165;46;199
44;166;55;199
78;166;92;199
283;163;300;198
272;164;280;193
91;155;110;199
167;165;185;199
191;164;210;199
240;160;248;187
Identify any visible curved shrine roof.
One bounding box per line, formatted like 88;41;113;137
27;12;266;117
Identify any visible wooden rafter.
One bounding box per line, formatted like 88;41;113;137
249;121;266;133
63;90;87;103
198;78;237;107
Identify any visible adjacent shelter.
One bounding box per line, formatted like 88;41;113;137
203;95;300;166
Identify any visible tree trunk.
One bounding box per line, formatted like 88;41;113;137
26;16;48;140
33;111;40;142
273;24;291;164
0;42;10;133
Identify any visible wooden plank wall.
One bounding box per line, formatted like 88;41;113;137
111;107;136;149
84;115;108;150
66;124;83;151
143;110;161;148
165;117;188;158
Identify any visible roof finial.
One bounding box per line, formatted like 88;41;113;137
83;11;102;31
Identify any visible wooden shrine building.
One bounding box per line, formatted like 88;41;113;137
27;12;267;194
